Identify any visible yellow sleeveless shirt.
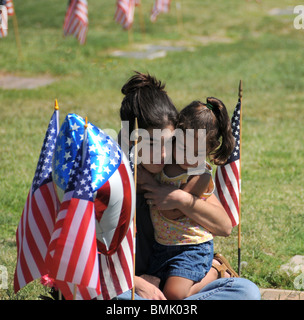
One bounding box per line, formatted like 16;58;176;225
150;162;214;246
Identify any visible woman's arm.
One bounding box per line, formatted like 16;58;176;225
141;183;232;237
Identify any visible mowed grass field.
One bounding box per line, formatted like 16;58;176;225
0;0;303;299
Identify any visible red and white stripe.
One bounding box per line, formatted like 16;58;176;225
14;182;58;292
63;0;88;45
214;159;240;227
46;190;101;299
94;153;135;300
115;0;135;30
98;225;134;300
95;153;135;256
150;0;171;22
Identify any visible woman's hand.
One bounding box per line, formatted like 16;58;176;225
134;276;167;300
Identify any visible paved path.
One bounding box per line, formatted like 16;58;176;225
260;288;304;300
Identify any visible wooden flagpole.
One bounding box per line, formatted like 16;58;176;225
175;1;184;35
54;98;63;300
131;118;138;300
238;80;243;276
137;2;145;39
11;11;22;60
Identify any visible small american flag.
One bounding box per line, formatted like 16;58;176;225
63;0;88;45
150;0;171;22
0;4;8;38
46;134;101;300
115;0;135;30
14;108;59;293
214;99;241;227
6;0;14;16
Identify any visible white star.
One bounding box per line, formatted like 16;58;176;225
103;146;110;154
71;123;80;131
64;151;71;161
96;174;104;181
89;144;97;153
91;162;97;170
104;166;111;174
110;158;117;166
62;163;68;171
80;178;86;185
66;137;73;146
76;189;83;196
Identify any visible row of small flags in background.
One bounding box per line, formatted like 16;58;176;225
0;0;14;37
0;0;172;43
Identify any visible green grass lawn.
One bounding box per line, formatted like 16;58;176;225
0;0;303;299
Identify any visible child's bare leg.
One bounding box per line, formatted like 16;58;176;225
188;258;237;297
163;276;194;300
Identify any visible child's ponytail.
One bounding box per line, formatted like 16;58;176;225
206;97;235;165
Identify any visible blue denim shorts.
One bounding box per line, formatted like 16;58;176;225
148;240;213;283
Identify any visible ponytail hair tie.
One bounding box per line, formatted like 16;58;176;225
206;103;214;111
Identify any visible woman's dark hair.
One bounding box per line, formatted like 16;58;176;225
177;97;235;165
120;71;178;137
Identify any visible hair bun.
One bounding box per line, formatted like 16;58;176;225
121;71;165;95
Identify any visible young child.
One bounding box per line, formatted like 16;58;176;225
143;97;235;300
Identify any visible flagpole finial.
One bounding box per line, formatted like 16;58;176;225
54;99;59;110
84;116;88;129
239;80;243;99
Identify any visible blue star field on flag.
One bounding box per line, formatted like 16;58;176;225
52;113;122;196
64;140;94;202
32;110;59;194
226;99;241;165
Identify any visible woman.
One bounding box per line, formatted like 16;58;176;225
117;71;260;300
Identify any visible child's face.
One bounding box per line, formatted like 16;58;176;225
174;131;201;170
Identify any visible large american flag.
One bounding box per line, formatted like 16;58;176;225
150;0;171;22
214;99;241;227
63;0;88;45
51;114;135;299
46;135;101;300
14;109;59;293
115;0;135;30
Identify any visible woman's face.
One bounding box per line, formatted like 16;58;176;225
139;125;175;174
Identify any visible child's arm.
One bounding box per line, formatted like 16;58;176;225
181;173;212;198
159;174;211;220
